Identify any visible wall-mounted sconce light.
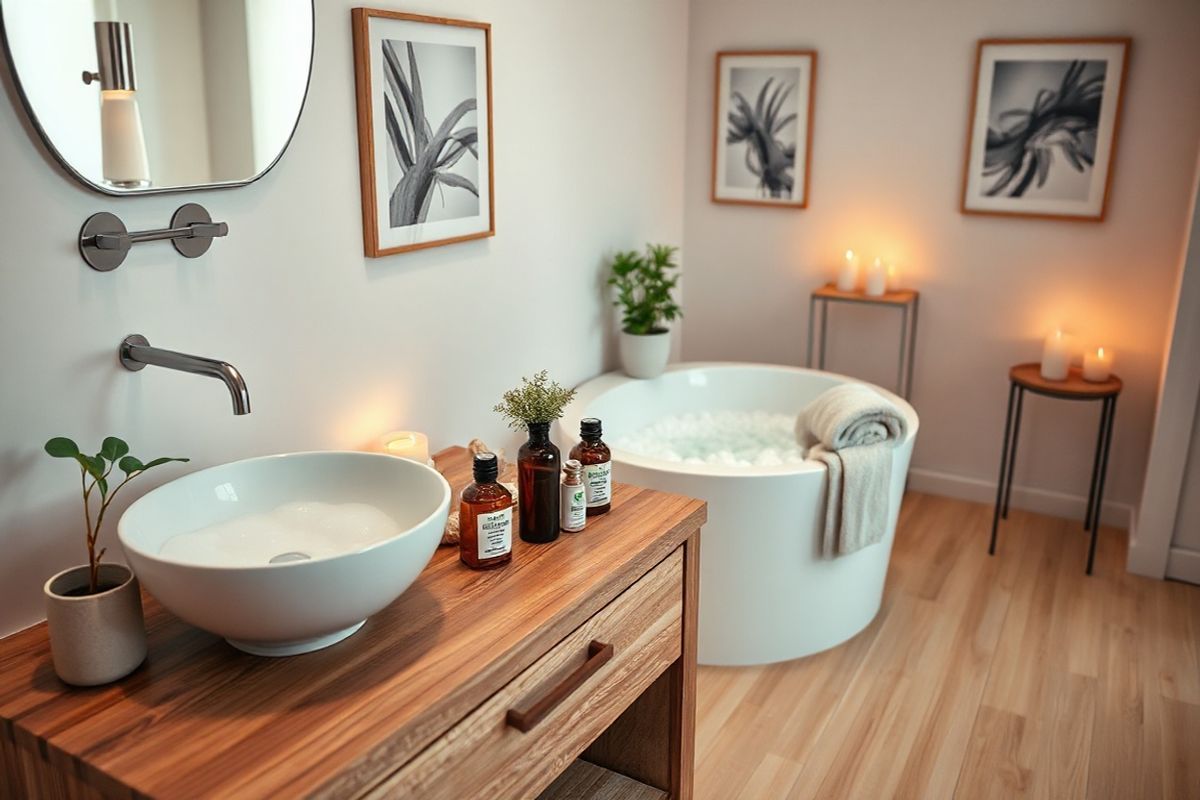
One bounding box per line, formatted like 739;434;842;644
82;21;150;189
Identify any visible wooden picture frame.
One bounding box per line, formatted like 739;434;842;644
960;37;1130;222
711;50;817;209
352;8;495;257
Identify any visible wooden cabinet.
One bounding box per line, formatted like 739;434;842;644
0;446;705;799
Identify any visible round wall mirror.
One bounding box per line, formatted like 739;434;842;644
0;0;313;195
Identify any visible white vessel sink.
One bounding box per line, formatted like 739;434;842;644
118;451;450;656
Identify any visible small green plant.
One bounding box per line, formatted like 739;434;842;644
607;244;682;335
44;436;188;595
493;371;578;431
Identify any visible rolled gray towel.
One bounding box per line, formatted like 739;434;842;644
796;383;907;451
797;383;906;556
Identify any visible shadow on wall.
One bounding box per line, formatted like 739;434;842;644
0;492;93;633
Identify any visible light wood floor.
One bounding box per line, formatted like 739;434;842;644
695;492;1200;799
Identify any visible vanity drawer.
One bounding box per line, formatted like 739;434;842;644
366;547;684;799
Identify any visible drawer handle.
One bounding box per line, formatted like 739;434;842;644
505;640;614;733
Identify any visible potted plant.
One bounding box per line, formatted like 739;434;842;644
42;436;187;686
494;371;577;544
608;243;682;379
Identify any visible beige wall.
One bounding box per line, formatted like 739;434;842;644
682;0;1200;523
0;0;689;636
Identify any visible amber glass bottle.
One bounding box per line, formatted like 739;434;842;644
570;417;612;516
459;453;513;569
518;422;561;543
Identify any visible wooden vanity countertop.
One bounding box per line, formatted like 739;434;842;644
0;446;706;799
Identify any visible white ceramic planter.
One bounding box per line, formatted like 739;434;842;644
44;563;147;686
619;329;671;379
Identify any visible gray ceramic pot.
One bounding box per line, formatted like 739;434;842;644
44;563;147;686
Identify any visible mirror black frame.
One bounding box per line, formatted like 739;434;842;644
0;0;315;196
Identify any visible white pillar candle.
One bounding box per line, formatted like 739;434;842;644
1040;330;1071;381
837;249;859;292
865;258;887;296
1082;347;1113;382
381;430;430;463
886;264;900;291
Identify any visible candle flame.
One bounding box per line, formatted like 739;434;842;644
845;249;854;260
1098;347;1105;357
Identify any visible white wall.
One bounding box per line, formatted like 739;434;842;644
1134;158;1200;581
245;0;311;173
0;0;689;636
682;0;1200;524
2;0;101;178
1176;400;1200;563
113;0;213;186
200;0;255;181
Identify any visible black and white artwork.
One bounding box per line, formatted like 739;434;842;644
354;10;493;257
383;39;480;226
713;52;815;208
962;39;1129;220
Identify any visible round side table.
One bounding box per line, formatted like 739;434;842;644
989;362;1122;575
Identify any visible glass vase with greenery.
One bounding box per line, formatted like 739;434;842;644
607;244;682;335
494;371;577;544
44;436;188;595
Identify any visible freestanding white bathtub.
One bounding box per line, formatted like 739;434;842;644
561;363;918;666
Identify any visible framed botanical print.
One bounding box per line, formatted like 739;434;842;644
961;38;1130;221
712;50;816;209
352;8;494;256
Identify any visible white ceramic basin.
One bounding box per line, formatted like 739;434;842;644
118;451;450;656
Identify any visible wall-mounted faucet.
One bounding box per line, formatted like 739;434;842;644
119;334;251;415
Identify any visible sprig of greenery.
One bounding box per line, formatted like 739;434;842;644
44;436;188;594
493;371;577;431
608;244;682;336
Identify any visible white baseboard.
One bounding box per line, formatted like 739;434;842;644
907;467;1134;531
1166;547;1200;585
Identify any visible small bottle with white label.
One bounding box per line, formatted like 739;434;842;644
459;452;513;570
561;460;587;532
570;418;612;516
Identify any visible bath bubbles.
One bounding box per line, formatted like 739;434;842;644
614;411;807;467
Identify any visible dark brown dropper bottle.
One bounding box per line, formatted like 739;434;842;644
518;422;561;543
459;452;513;569
569;417;612;516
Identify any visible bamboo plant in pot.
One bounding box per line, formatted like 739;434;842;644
608;244;682;379
42;436;187;686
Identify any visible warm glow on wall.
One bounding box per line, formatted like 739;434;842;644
817;221;925;287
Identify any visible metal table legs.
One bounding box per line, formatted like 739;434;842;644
988;383;1118;575
1084;395;1117;574
805;295;919;399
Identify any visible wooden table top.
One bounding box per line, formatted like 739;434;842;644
812;283;918;305
0;447;706;799
1009;362;1123;398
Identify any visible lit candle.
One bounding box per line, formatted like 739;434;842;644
1082;346;1113;382
886;263;900;291
865;258;886;297
837;249;859;292
381;430;430;463
1040;330;1070;381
